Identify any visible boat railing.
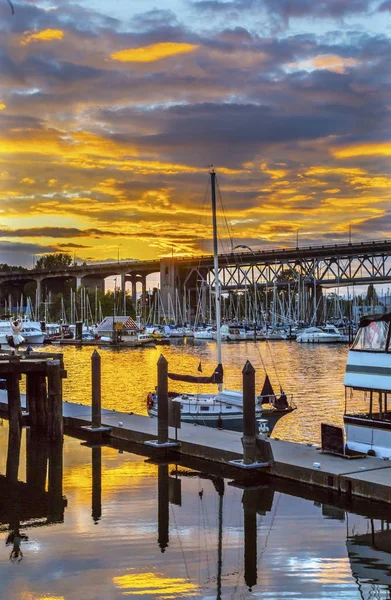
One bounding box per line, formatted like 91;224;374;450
345;411;391;422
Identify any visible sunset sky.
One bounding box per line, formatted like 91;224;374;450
1;0;391;267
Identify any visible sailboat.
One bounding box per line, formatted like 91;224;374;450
147;168;296;433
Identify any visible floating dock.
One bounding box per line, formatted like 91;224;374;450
1;388;391;504
1;351;391;506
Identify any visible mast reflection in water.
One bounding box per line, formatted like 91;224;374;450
0;425;390;598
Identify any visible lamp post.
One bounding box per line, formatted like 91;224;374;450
296;229;299;249
117;244;122;263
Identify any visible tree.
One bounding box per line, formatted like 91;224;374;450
35;253;73;270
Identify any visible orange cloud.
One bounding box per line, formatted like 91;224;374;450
333;142;391;158
21;29;64;45
111;42;197;63
288;54;359;73
20;177;36;184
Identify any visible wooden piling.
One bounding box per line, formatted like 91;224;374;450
242;361;256;464
26;373;39;432
91;350;102;428
157;355;169;445
36;374;48;435
47;360;63;442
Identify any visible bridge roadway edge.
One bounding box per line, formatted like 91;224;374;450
1;393;391;506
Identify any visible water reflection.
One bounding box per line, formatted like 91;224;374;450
0;426;66;567
347;516;391;600
1;427;391;598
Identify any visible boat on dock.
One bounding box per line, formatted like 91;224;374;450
147;169;295;433
344;313;391;458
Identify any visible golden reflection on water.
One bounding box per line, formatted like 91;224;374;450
113;571;197;598
41;340;349;444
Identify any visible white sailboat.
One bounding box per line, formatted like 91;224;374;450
147;168;295;433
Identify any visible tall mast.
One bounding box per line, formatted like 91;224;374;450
210;168;222;372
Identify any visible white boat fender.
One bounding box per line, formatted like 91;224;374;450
313;462;321;469
118;421;123;427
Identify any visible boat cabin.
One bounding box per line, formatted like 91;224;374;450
344;313;391;457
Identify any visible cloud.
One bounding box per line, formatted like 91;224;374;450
111;42;198;63
21;28;64;45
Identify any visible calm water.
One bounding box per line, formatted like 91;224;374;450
0;422;390;600
38;339;349;444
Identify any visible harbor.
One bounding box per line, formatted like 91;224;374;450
1;339;391;506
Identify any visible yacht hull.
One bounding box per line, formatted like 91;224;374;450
344;415;391;458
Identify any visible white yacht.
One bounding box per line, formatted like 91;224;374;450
296;324;348;343
0;319;46;345
193;326;215;339
213;324;247;341
344;313;391;458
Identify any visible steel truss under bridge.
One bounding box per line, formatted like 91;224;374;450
203;240;391;290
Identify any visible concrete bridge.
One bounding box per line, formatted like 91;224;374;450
1;238;391;317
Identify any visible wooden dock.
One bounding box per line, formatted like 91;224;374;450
1;351;391;506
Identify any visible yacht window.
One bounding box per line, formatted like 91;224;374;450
200;406;209;411
352;321;389;352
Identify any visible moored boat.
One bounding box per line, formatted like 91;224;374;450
344;313;391;458
146;169;296;433
296;324;348;343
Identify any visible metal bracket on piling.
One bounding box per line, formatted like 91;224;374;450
144;440;180;449
227;459;272;470
81;425;112;434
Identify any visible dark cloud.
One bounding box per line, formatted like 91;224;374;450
57;242;91;248
191;0;373;20
0;227;125;238
130;9;179;31
378;0;391;10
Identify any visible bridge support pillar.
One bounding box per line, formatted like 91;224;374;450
35;279;42;320
76;276;82;289
131;277;137;309
160;258;179;322
141;276;147;321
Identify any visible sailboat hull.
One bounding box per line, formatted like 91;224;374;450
147;400;295;434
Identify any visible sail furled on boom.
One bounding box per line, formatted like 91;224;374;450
168;364;223;384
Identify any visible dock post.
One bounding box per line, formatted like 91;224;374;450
242;360;256;464
242;489;257;592
47;360;63;442
144;355;180;449
91;350;101;428
157;355;169;445
228;360;274;469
